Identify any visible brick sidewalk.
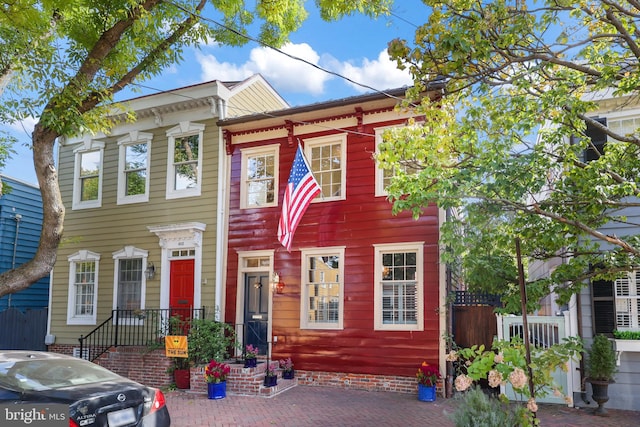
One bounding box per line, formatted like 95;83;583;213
165;385;639;426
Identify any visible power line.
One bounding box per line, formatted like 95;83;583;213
166;1;409;103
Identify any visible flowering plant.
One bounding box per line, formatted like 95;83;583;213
204;360;230;383
244;344;259;359
265;362;279;377
279;357;294;372
416;362;441;387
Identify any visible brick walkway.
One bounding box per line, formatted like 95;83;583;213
165;385;639;426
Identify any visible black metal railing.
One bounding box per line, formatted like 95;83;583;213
79;307;205;361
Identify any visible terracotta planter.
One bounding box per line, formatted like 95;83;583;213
174;369;190;389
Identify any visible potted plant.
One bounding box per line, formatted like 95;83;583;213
188;317;237;366
416;361;441;402
169;357;191;389
204;359;231;399
263;362;278;387
585;334;617;415
244;344;259;368
279;357;294;379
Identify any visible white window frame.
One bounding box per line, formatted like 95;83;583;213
374;124;422;197
300;246;345;330
72;138;105;210
67;250;100;325
373;242;424;331
305;134;347;202
112;246;149;325
615;271;640;331
166;121;205;199
240;145;279;209
117;131;152;205
375;125;399;197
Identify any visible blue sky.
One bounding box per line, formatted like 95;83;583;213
1;0;429;185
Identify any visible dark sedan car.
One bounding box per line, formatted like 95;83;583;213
0;351;170;427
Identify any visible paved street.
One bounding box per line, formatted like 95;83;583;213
165;385;639;426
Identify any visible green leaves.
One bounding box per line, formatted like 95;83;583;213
383;0;640;307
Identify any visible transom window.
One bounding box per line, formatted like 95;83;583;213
301;247;345;330
305;134;346;202
72;139;104;210
240;145;279;208
67;250;100;325
166;122;204;199
117;132;152;204
374;242;424;331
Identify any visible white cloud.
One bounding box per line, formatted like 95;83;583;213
197;42;331;95
196;43;412;100
6;116;37;136
338;49;413;93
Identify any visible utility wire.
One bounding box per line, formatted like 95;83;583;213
166;0;410;103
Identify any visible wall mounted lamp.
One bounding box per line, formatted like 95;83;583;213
272;273;285;294
146;262;156;280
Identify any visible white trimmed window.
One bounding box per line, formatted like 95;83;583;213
112;246;148;323
374;125;421;197
117;131;152;204
67;250;100;325
72;139;105;210
240;145;279;208
305;134;346;202
615;271;640;331
300;247;345;329
374;242;424;331
166;122;205;199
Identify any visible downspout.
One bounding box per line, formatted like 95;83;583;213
214;96;227;321
445;207;454;398
9;213;22;307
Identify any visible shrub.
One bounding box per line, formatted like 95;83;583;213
449;387;531;427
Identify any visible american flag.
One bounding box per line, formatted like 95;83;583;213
278;144;321;251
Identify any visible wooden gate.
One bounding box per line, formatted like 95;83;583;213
498;314;572;405
452;291;501;349
0;307;47;350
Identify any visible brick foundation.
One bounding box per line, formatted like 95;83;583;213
46;346;442;397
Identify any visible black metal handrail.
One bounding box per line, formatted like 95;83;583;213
79;307;204;361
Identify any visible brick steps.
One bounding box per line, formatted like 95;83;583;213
189;358;297;398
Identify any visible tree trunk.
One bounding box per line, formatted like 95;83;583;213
0;123;63;296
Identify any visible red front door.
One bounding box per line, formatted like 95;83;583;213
170;259;195;319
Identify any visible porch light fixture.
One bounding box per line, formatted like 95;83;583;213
146;262;156;280
272;273;285;294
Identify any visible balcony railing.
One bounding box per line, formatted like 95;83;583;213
78;307;205;361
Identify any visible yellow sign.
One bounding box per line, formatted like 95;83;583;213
165;335;188;358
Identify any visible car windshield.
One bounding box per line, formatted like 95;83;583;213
0;358;123;391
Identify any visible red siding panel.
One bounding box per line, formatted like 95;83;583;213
225;115;441;379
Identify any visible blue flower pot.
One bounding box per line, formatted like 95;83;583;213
418;384;436;402
244;358;257;368
208;381;226;399
282;369;295;380
263;375;277;387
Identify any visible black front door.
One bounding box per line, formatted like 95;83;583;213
244;273;269;356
